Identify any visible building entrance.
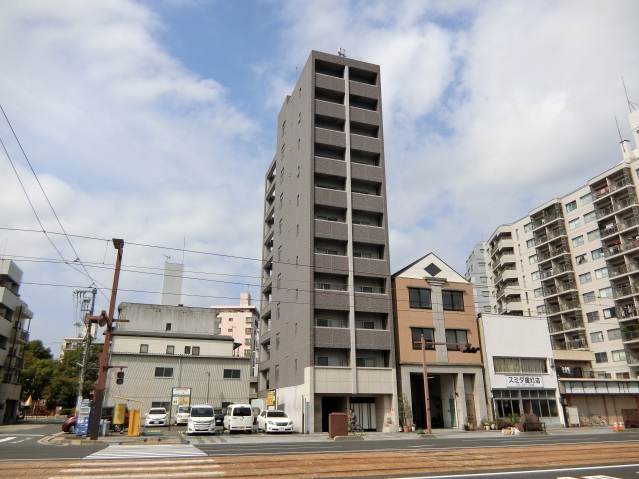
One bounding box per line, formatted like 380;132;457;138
320;396;347;432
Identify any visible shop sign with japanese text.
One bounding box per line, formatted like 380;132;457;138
506;376;543;388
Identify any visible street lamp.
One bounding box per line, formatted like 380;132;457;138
205;372;211;404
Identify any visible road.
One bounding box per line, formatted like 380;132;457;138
2;420;639;478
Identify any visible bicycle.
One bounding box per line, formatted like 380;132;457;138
349;423;364;436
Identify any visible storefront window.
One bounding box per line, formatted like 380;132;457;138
493;389;558;418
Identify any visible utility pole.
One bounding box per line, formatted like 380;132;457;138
88;239;124;441
75;288;97;414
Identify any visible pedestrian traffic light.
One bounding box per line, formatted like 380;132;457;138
116;371;125;385
460;343;480;353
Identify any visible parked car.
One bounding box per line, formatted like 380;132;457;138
186;405;216;435
213;407;225;431
223;403;255;433
144;407;168;427
257;410;294;433
174;405;191;425
61;406;129;434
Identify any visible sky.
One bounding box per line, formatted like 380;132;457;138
1;0;639;355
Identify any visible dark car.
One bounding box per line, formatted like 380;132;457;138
213;407;225;430
62;406;129;434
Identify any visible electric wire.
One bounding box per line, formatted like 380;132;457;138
0;103;109;301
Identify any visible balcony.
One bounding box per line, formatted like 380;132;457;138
315;254;349;275
613;283;638;299
617;304;638;319
353;257;388;276
495;237;514;251
351;191;384;213
546;301;581;316
315;155;347;177
0;286;19;311
622;328;639;344
532;211;563;230
494;253;515;269
609;262;639;279
495;267;518;285
543;282;578;298
540;263;573;280
315;219;348;241
352;224;386;244
315;186;347;208
592;185;610;200
537;246;570;264
548;319;585;334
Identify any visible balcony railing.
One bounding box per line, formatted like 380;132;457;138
531;212;563;230
617;305;638;319
622;329;639;342
556;368;596;379
548;319;585;333
546;301;581;315
540;263;573;279
613;284;638;299
551;338;588;350
354;285;384;294
537;246;569;263
593;185;610;199
609;262;639;278
315;283;347;291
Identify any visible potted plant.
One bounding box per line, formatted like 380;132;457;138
398;393;412;432
508;413;523;432
411;423;416;432
464;415;475;431
481;418;490;430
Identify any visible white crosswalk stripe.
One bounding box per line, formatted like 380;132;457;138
83;444;207;460
0;436;16;443
50;457;223;479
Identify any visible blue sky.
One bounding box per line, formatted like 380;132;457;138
1;0;639;354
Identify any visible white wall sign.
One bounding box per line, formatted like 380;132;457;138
506;376;543;388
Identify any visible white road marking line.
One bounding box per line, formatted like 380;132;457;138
0;437;16;443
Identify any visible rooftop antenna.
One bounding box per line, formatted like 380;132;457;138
338;47;346;58
162;254;171;263
615;116;624;142
623;76;639;112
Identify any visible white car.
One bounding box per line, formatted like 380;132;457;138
174;405;191;425
144;408;168;427
257;410;293;433
187;405;216;435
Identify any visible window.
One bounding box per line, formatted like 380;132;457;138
590;331;604;343
526;239;535;248
617;372;631;379
569;218;581;230
586;311;600;322
536;305;546;314
278;245;282;261
493;389;558;418
534;287;543;298
356;357;376;367
607;328;622;340
599;287;613;298
531;271;540;281
482;290;490;297
276;333;280;350
483;306;491;312
524;223;533;232
445;329;468;350
192;346;200;356
184;346;191;355
595;352;608;363
584;211;597;223
442;290;464;311
603;308;616;319
583;291;596;303
480;276;487;283
580;193;593;205
279;193;283;209
575;254;587;265
408;288;431;309
587;229;601;241
572;236;584;247
591;248;604;260
140;344;149;353
353;252;372;258
316;356;328;366
155;367;173;378
493;357;548;373
595;267;609;279
223;369;241;379
277;273;282;288
529;254;538;264
281;144;285;160
411;327;435;350
165;323;172;331
281;120;286;137
579;272;592;284
565;200;577;212
280;167;284;183
278;219;283;235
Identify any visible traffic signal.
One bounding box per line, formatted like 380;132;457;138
461;343;480;353
116;371;125;385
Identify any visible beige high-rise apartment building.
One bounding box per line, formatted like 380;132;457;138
259;51;397;433
474;110;639;384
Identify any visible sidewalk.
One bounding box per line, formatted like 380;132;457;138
46;425;635;446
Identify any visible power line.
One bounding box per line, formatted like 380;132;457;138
0;104;108;302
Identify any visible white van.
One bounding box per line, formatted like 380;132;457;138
223;403;255;433
186;405;216;435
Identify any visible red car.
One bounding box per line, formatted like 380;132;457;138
62;406;128;434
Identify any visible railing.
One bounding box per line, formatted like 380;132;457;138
353;285;384;294
540;263;573;279
315;283;347;291
495;266;516;284
622;329;639;342
537;246;569;263
617;305;638;318
548;319;585;333
531;212;563;230
613;284;638;298
556;368;596;379
546;301;581;315
604;239;639;258
593;185;610;199
551;338;588;350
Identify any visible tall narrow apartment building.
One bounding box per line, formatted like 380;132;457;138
259;51;397;433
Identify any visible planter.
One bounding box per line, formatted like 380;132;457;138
485;425;490;430
403;425;409;432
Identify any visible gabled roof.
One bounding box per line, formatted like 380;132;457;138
392;252;468;284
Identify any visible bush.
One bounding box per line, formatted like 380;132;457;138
59;408;74;416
